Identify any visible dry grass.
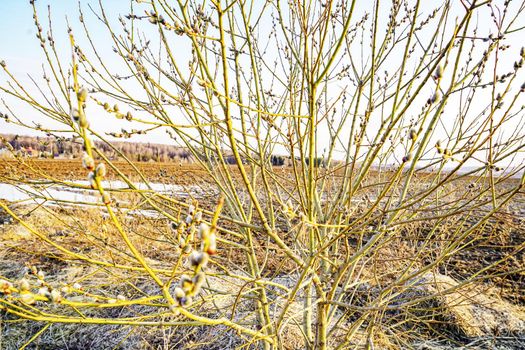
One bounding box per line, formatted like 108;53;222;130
1;187;524;349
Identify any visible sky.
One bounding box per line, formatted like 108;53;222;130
1;0;525;169
0;1;113;76
0;0;145;137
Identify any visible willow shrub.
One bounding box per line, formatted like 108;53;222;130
1;0;525;349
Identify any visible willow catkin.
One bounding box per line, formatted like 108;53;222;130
19;278;30;292
190;251;209;269
95;163;107;178
409;129;417;141
70;107;80;123
19;292;36;305
88;172;97;189
180;275;194;293
434;65;443;79
77;87;88;103
206;232;217;255
50;289;62;303
192;272;205;295
402;153;413;163
102;192;111;205
0;280;14;294
82;152;95;170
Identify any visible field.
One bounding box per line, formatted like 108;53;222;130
0;158;212;185
1;158;524;349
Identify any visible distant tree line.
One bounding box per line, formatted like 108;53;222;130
0;133;193;162
0;134;328;166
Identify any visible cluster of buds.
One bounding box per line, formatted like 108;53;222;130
488;164;504;172
436;140;453;159
70;88;89;128
70;108;89;128
170;204;205;254
75;93;111;204
0;279;15;295
97;99;133;122
147;10;166;25
172;231;211;309
0;267;63;305
170;198;224;312
87;163;106;190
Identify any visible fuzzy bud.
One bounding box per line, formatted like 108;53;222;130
78;113;89;129
180;295;192;307
189;251;209;269
19;292;36;305
0;279;14;294
82;152;95;170
37;287;49;297
198;223;210;240
434;65;443;79
174;287;185;300
70;107;80;123
409;129;417;141
102;192;111;205
192;272;205;295
95;163;107;178
19;278;30;292
50;289;62;303
180;274;193;293
77;88;88;103
205;232;217;255
88;172;97;189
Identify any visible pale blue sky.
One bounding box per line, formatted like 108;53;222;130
0;0;147;137
1;1;524;169
0;1;122;73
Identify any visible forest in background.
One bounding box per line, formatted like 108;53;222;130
0;133;193;162
0;134;308;166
